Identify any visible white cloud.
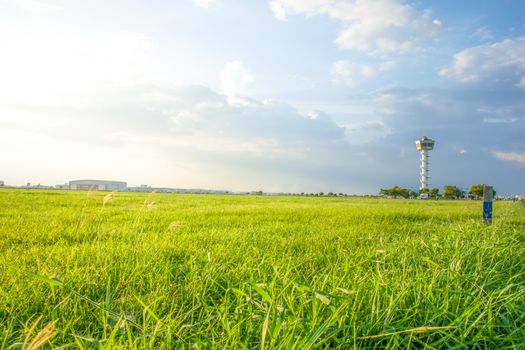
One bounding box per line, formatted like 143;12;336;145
472;26;493;41
269;0;441;54
342;120;389;144
331;59;397;84
165;93;345;146
3;0;62;13
0;81;347;159
191;0;215;9
492;151;525;166
360;65;376;78
379;60;398;72
344;120;386;131
518;76;525;90
219;61;254;104
269;1;287;21
331;60;360;84
478;106;523;124
440;37;525;84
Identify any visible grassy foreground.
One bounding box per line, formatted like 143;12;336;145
0;189;524;349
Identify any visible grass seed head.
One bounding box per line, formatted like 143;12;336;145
315;292;331;305
168;221;182;231
102;193;114;206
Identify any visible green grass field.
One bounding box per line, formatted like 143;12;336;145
1;189;524;349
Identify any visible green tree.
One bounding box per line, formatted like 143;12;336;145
429;188;440;199
468;184;496;200
380;186;411;199
380;187;393;197
468;184;483;199
443;185;464;199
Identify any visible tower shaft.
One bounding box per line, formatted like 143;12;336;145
419;150;429;190
415;136;434;192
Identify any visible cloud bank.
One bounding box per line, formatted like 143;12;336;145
269;0;441;54
441;37;525;85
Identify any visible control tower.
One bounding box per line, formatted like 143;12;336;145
415;136;435;190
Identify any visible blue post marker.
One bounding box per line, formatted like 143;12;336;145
483;185;493;224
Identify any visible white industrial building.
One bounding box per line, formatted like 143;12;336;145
69;180;127;191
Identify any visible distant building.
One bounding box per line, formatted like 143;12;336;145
0;181;4;187
69;180;127;191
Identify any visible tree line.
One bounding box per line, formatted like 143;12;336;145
379;184;496;199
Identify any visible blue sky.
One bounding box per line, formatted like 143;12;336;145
0;0;524;195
